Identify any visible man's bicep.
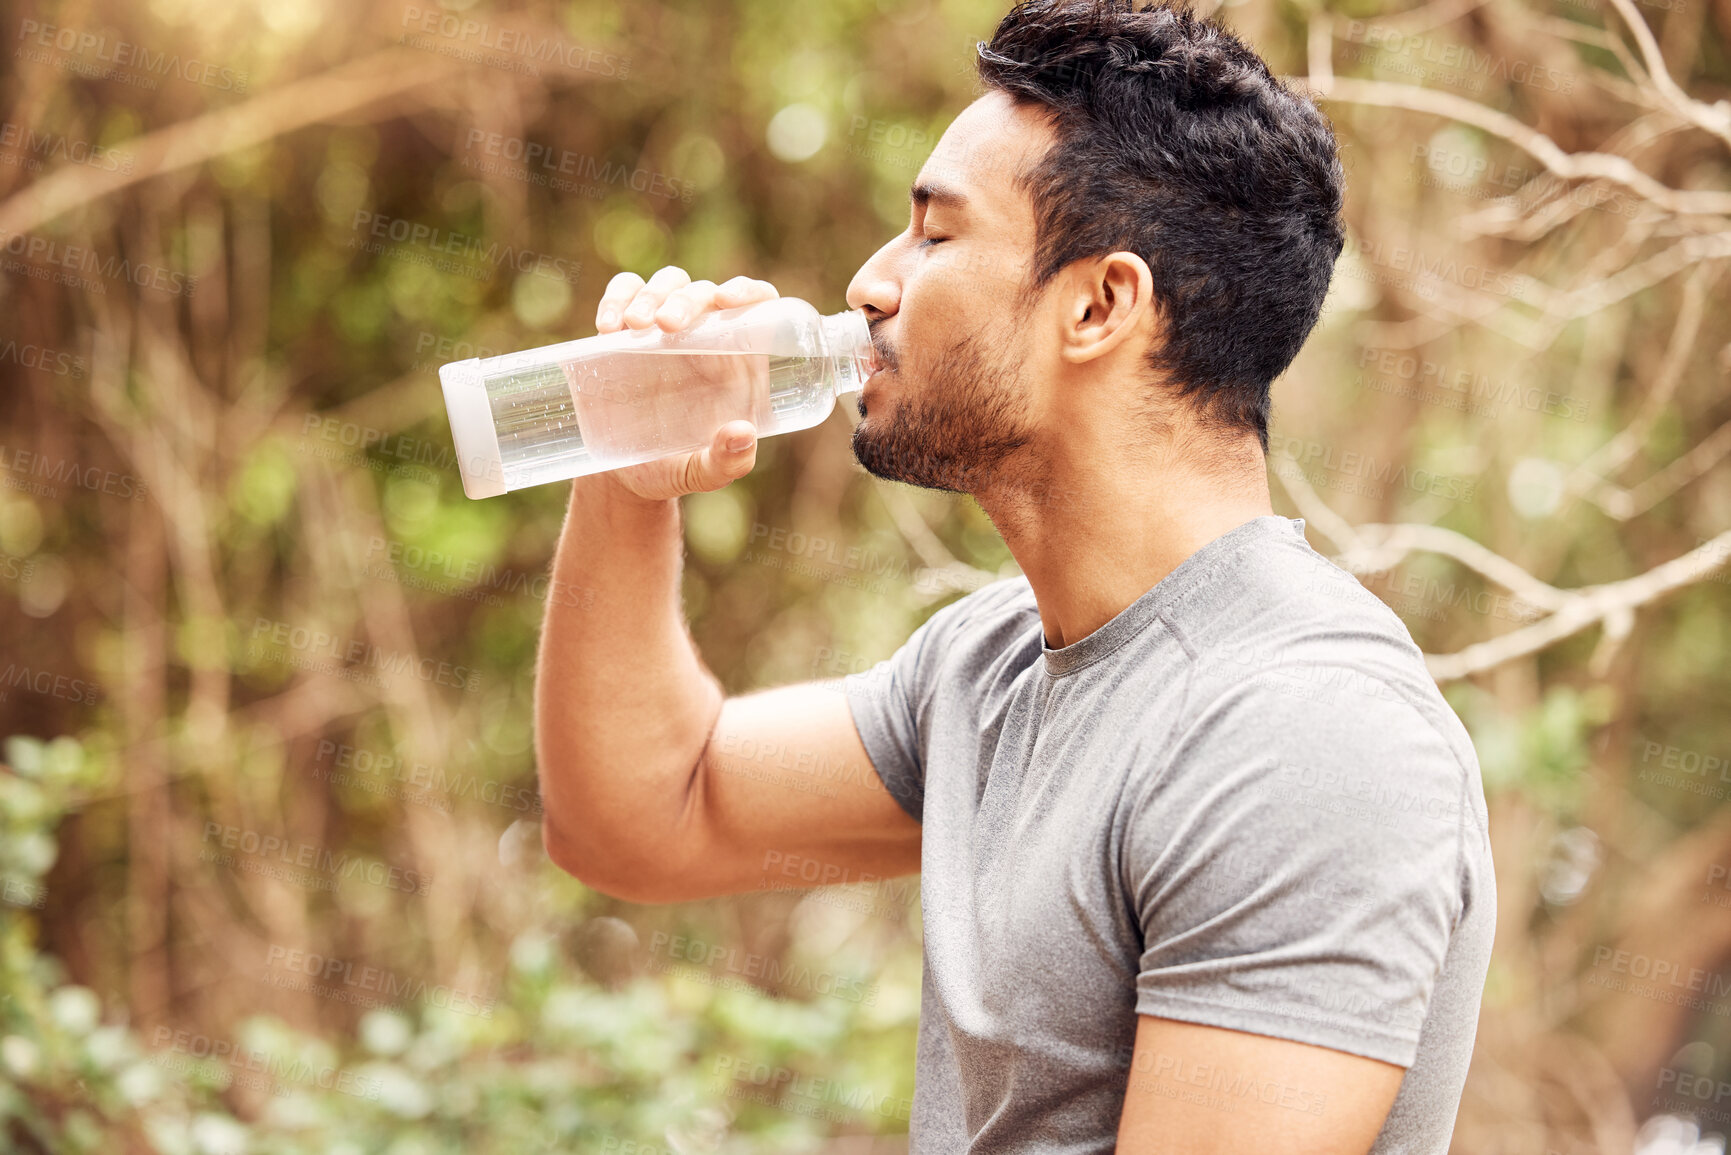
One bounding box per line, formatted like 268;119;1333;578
669;588;985;900
677;682;920;900
1116;1015;1404;1155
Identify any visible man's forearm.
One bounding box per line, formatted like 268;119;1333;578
533;474;723;885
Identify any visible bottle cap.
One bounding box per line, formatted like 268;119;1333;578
439;359;508;499
820;310;875;395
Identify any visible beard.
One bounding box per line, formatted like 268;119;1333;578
850;320;1037;495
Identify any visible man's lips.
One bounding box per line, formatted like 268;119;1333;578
864;347;893;382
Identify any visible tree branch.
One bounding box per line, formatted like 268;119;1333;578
1425;529;1731;680
1602;0;1731;151
0;48;468;236
1295;74;1731;218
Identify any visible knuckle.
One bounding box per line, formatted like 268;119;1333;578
680;454;707;495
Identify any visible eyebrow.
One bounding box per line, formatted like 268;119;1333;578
910;179;970;212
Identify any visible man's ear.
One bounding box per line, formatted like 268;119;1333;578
1060;251;1156;365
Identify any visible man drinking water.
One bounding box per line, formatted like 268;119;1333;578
533;1;1495;1151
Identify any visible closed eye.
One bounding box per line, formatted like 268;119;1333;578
918;235;949;248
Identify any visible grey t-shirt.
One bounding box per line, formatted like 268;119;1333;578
842;515;1495;1154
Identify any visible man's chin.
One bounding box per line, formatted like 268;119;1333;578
851;421;969;493
848;420;911;485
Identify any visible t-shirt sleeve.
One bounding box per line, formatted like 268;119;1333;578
1123;668;1474;1068
839;586;1003;824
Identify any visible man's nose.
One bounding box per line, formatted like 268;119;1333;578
847;239;902;318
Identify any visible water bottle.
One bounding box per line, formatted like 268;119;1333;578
438;297;874;499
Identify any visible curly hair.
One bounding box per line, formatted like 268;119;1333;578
976;0;1345;450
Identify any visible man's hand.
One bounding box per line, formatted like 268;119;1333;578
1116;1016;1405;1154
585;265;780;502
537;263;920;905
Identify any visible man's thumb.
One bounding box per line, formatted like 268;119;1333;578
682;421;757;493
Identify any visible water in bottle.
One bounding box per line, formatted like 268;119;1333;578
439;296;875;498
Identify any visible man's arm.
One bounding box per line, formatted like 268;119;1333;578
1118;668;1477;1152
534;266;920;904
1116;1016;1405;1155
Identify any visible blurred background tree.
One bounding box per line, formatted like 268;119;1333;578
0;0;1727;1151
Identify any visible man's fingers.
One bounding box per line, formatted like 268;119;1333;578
612;421;758;501
599;270;774;334
621;266;693;328
654;280;719;331
714;276;779;309
596;271;646;332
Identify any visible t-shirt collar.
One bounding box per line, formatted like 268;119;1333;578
1040;515;1307;677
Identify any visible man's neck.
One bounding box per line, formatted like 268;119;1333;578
973;426;1274;651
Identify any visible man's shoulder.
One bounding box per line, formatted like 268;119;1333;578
1173;530;1448;719
1156;533;1480;793
841;574;1039;708
915;572;1041;650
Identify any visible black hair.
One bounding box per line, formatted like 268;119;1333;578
975;0;1345;450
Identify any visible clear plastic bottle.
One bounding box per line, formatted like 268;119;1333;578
439;297;874;499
